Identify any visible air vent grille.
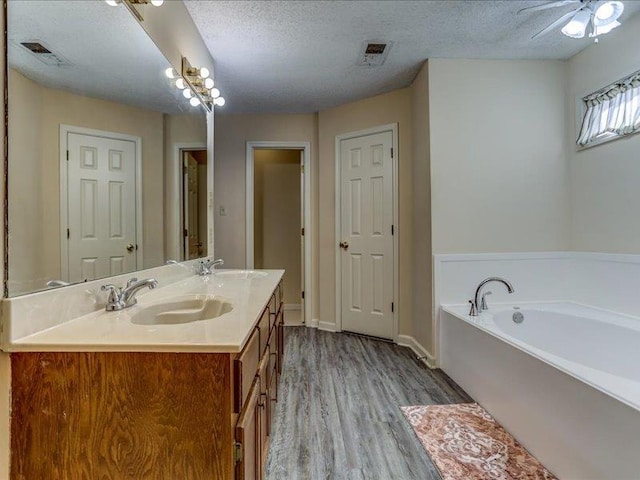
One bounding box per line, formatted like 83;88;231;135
19;41;70;67
358;41;393;67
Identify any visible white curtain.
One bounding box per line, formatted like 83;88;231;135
577;72;640;146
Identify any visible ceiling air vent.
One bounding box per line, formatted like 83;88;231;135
19;41;70;67
357;41;393;66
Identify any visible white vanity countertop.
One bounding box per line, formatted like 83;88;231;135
7;270;284;353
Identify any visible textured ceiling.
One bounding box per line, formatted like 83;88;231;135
184;0;640;113
8;0;192;115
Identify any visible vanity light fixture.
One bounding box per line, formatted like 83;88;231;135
105;0;164;22
180;56;225;111
164;67;178;79
175;78;186;90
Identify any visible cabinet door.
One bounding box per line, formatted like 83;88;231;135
235;378;261;480
258;351;270;473
277;307;285;375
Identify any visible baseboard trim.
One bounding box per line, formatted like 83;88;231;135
284;322;305;327
397;335;437;369
307;318;319;328
318;321;337;332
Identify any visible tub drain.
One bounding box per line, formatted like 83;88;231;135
513;312;524;324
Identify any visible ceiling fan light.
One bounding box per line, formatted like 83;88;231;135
594;1;624;26
561;10;590;38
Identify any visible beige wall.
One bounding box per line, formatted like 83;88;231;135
7;71;43;292
7;69;166;294
214;113;319;319
568;13;640;254
163;114;207;260
410;62;433;351
429;59;570;255
318;88;413;336
254;149;301;305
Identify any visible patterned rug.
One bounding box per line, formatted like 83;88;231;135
401;403;557;480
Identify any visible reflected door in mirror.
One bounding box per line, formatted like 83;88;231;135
65;129;140;283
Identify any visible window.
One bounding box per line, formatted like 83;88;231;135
577;70;640;147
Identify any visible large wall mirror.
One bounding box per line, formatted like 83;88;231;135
6;0;211;297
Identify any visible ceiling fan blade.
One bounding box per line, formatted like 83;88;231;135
532;7;582;38
518;0;580;15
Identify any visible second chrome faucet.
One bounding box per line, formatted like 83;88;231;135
469;277;514;316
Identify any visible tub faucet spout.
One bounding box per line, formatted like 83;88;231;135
469;277;514;316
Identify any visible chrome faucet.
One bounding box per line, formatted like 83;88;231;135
101;277;158;311
469;277;514;316
196;258;224;276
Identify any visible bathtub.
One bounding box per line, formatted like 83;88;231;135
440;302;640;479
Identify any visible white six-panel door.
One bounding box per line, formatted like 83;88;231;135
66;131;138;283
339;130;394;339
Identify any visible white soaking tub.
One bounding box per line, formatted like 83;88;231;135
440;302;640;480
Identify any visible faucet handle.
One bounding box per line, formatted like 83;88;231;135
126;277;138;288
101;284;124;310
468;299;479;316
480;291;493;311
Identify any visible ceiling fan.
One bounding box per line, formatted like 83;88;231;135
518;0;625;40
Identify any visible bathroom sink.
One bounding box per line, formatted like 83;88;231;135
130;295;233;325
215;270;268;280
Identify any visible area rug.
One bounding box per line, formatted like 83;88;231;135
401;403;557;480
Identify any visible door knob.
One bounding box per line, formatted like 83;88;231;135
126;243;135;253
339;241;349;250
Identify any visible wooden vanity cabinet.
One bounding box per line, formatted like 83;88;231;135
233;279;284;480
10;279;285;480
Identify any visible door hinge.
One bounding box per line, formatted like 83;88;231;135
391;147;394;159
301;227;305;236
67;228;70;239
391;225;394;235
66;150;69;161
183;228;188;237
301;164;304;173
302;290;305;300
391;302;394;313
233;442;243;464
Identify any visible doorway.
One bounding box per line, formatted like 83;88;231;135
335;124;398;341
182;149;208;260
60;125;142;283
246;142;312;327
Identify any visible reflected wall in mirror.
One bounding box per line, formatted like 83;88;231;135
7;0;210;296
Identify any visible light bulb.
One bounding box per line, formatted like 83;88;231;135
183;88;193;99
105;0;118;5
214;97;225;107
150;0;164;6
175;78;186;90
596;2;614;20
211;88;221;99
190;97;201;107
561;9;590;38
199;67;210;79
165;68;177;79
204;78;214;89
593;1;623;26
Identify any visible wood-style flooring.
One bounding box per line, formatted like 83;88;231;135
265;327;472;480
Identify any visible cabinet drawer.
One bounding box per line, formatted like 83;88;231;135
257;307;271;355
234;327;260;413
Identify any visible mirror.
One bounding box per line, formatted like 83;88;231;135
6;0;210;296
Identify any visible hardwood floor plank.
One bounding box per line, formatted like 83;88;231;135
265;327;471;480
